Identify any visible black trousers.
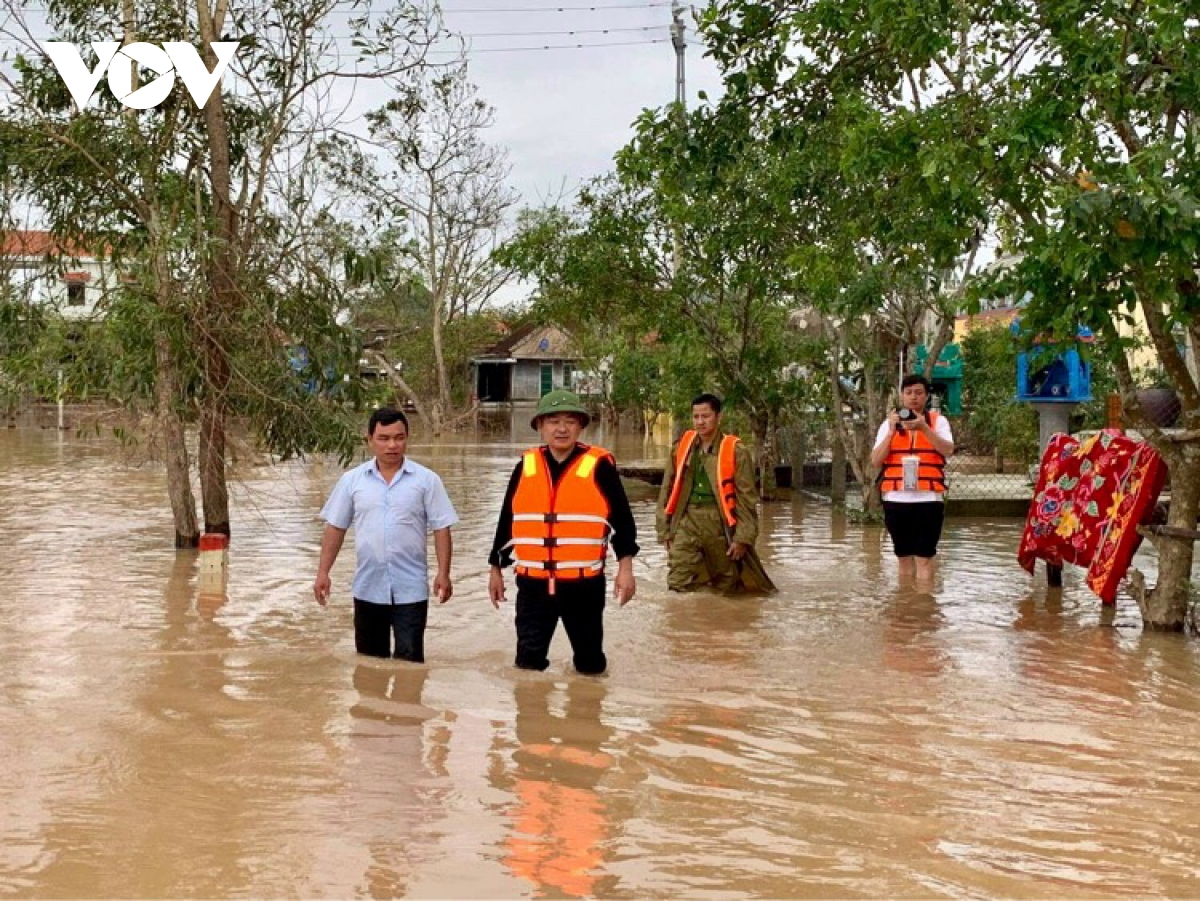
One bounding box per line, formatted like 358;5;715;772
353;598;429;662
513;575;607;675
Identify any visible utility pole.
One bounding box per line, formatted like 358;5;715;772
669;2;687;277
665;1;688;445
670;1;687;111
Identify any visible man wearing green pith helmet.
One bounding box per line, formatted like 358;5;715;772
487;390;639;675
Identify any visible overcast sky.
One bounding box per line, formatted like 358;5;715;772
436;1;724;208
2;0;725;288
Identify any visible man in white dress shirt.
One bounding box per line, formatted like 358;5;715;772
313;408;458;661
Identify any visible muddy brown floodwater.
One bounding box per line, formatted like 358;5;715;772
2;426;1199;898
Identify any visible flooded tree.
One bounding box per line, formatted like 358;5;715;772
503;121;815;490
340;62;517;436
498;197;676;434
0;0;443;543
701;0;1200;628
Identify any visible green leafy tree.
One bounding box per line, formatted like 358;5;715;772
699;0;1200;628
1;0;441;542
960;324;1038;465
498;189;671;430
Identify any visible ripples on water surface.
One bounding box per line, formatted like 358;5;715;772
2;428;1200;898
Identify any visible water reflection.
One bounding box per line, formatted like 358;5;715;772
1014;587;1067;634
881;586;948;678
656;593;765;668
500;679;618;899
346;663;435;898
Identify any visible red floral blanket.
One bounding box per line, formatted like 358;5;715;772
1017;429;1166;604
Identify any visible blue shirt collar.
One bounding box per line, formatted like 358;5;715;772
368;456;414;482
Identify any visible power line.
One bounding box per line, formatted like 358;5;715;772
1;35;671;52
1;21;677;43
12;1;672;11
459;25;663;36
429;37;668;52
444;2;671;10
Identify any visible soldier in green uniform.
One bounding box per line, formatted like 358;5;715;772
656;393;772;593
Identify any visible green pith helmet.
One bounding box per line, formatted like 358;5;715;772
531;389;591;430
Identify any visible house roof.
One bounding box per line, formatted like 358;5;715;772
481;321;539;357
474;322;581;362
0;229;95;259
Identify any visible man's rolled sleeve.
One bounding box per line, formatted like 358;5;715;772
425;476;460;531
319;473;355;529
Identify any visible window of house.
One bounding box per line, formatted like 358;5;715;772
562;363;574;389
67;283;86;306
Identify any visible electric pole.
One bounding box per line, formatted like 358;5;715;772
670;2;687;277
670;1;687;111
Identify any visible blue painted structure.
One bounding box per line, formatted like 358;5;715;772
1013;323;1094;403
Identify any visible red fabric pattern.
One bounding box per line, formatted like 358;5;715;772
1017;429;1166;604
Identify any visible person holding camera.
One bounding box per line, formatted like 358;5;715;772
870;374;955;581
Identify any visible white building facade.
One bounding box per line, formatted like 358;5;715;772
1;230;113;320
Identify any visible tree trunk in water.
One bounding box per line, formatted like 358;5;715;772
827;354;854;506
795;427;807;487
858;421;883;515
426;398;446;437
155;332;199;547
1143;448;1200;630
196;2;236;537
147;232;199;547
831;435;846;504
198;374;230;537
431;290;451;438
753;415;774;499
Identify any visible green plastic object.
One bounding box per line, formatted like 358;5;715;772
913;344;963;415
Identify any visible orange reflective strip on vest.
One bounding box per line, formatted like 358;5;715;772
879;411;947;493
662;430;699;517
663;430;740;529
716;435;739;529
511;444;613;583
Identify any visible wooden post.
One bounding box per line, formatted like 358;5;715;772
1106;392;1122;429
830;438;847;503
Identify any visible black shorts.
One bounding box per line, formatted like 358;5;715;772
882;501;945;558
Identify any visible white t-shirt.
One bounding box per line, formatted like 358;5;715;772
873;414;954;503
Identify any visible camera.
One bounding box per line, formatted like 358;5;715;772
897;408;917;422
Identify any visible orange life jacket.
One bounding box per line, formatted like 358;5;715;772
662;430;740;529
509;444;613;592
878;411;947;493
